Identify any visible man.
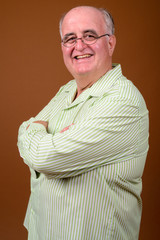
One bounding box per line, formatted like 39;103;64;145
18;6;149;240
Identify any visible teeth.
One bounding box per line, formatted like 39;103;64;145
76;54;91;59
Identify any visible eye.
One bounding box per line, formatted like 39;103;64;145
64;36;76;44
83;33;97;41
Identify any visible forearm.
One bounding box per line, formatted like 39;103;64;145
17;115;143;178
17;81;149;178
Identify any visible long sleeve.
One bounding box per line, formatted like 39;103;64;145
18;64;149;240
17;80;149;178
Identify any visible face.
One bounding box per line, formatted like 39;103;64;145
61;7;116;81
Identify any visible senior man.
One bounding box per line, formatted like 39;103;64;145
18;6;149;240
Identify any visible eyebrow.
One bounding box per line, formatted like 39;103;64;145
63;29;98;40
83;29;98;35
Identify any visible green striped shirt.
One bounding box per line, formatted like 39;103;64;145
17;64;149;240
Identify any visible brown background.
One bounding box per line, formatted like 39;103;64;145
0;0;159;239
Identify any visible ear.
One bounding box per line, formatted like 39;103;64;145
108;35;116;56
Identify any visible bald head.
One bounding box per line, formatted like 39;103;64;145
59;6;115;38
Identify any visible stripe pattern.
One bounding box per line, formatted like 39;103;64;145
17;64;149;240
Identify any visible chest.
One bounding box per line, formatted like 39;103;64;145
47;94;101;134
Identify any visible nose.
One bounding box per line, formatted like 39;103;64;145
75;38;87;50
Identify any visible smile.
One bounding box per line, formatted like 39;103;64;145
74;54;93;59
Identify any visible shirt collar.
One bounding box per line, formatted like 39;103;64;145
64;63;122;107
87;63;122;97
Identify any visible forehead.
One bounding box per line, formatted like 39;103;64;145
61;7;106;36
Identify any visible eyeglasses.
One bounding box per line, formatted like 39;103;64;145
62;33;111;47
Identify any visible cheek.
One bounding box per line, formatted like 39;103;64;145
62;49;69;64
62;48;73;63
61;49;74;72
94;42;109;56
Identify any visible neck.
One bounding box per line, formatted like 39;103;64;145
76;80;94;98
74;65;113;98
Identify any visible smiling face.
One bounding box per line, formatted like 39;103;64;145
61;7;116;86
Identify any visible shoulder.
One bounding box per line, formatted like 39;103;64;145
92;76;148;118
47;80;76;103
58;80;76;92
112;76;147;108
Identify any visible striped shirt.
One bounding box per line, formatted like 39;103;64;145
17;64;149;240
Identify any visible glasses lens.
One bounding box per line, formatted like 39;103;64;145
63;36;76;47
83;34;97;44
62;34;98;47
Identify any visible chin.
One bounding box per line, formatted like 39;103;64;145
74;67;93;76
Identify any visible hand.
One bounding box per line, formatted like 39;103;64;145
60;123;74;133
33;120;48;130
26;121;48;130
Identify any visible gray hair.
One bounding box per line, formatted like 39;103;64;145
98;8;115;35
59;6;115;38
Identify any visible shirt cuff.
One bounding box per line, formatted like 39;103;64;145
27;122;47;133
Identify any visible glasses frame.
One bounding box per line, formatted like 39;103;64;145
62;33;111;48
